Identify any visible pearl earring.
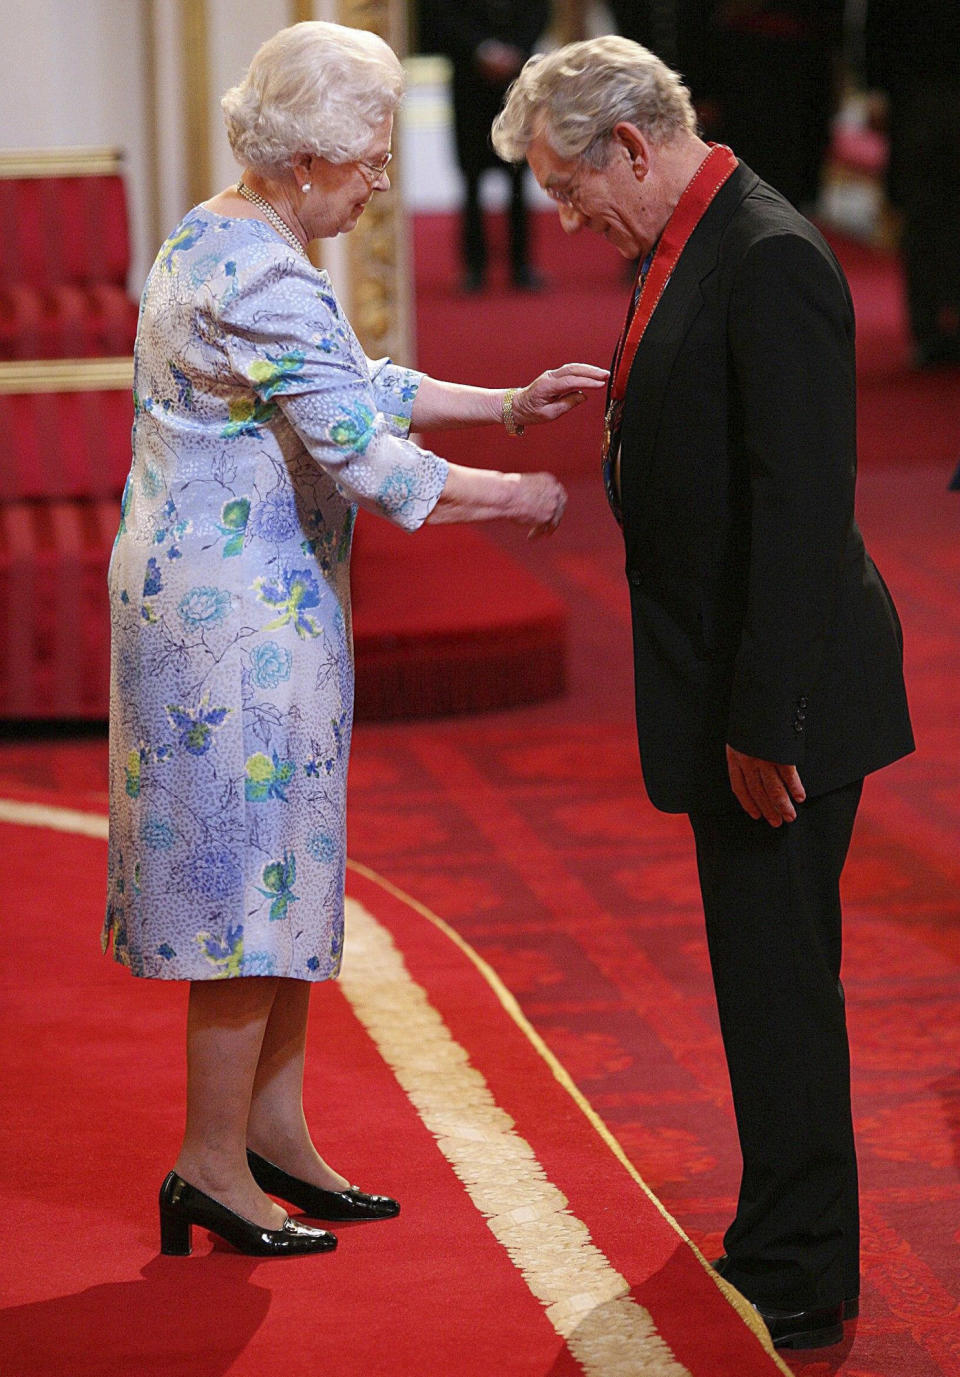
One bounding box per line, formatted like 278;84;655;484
301;181;312;193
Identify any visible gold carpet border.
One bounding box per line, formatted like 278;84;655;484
0;800;783;1371
341;896;690;1375
0;798;109;837
346;858;787;1369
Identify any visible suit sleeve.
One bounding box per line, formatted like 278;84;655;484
725;231;857;763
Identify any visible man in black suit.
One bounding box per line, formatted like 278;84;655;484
865;0;960;366
419;0;550;292
493;37;914;1351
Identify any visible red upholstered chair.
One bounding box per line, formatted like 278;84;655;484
0;492;122;718
0;148;138;360
0;363;132;719
0;281;139;360
0;148;137;719
0;150;567;721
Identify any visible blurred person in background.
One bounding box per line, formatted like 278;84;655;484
604;2;840;212
866;0;960;368
419;0;550;291
700;1;845;212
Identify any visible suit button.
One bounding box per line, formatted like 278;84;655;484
627;571;642;587
798;696;809;708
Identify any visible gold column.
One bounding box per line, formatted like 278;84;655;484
335;0;413;363
180;0;212;207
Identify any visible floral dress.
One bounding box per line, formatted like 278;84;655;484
103;206;448;981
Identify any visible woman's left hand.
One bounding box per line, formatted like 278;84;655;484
512;363;609;428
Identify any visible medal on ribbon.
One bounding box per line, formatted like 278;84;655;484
602;397;625;524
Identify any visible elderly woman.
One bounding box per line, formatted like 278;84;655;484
103;20;605;1259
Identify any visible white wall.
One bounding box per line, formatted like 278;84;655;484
0;0;152;285
206;0;290;197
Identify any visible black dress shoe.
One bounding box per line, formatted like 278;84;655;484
510;265;546;292
158;1170;337;1257
711;1256;857;1328
755;1302;844;1350
247;1149;400;1222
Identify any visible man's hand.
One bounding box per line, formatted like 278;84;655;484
475;40;525;82
726;745;806;826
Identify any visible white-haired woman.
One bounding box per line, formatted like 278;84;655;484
104;20;606;1259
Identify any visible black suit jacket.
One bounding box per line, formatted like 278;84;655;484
619;162;914;813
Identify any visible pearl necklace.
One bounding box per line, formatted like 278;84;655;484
236;180;309;260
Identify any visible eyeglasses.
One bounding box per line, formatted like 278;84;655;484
544;170;585;210
356;151;393;183
543;136;610;209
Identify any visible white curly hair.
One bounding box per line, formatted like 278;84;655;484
221;21;404;172
492;35;696;169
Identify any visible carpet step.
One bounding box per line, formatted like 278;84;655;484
352;514;566;719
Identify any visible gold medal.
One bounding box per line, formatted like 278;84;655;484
603;398;623;461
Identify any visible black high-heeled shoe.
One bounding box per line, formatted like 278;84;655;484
158;1170;338;1256
246;1149;400;1222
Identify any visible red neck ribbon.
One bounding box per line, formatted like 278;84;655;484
611;143;739;402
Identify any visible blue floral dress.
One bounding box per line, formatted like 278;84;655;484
103;206;448;981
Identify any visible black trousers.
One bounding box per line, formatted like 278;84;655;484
451;67;532;279
460;162;530;278
689;778;863;1310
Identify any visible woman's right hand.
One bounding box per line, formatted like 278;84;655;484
426;463;566;533
509;472;567;537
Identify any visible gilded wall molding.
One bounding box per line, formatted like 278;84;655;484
335;0;412;362
0;148;124;179
0;358;135;395
181;0;212;207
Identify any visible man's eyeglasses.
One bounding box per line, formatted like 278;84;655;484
357;151;393;183
544;172;584;209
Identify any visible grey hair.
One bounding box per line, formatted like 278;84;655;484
491;36;696;169
221;21;404;171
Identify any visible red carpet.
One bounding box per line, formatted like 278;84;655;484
351;516;567;718
341;455;960;1377
0;807;785;1377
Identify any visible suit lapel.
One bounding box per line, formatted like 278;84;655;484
619;164;760;519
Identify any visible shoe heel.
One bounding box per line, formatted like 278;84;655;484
160;1208;192;1256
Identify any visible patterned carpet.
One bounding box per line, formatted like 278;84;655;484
0;212;956;1375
